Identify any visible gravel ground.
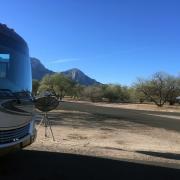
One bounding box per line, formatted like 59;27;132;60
1;102;180;179
27;106;180;169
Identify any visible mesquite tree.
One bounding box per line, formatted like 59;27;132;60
135;72;180;107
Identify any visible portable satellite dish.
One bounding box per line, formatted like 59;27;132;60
34;95;59;141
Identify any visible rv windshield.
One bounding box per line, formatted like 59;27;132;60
0;46;31;93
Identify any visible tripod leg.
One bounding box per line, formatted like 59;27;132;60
46;116;55;141
37;114;45;130
49;123;55;141
45;113;48;138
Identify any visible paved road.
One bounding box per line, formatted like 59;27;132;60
59;101;180;132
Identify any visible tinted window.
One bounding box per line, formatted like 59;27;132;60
0;54;9;78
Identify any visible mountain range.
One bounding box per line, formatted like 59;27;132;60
31;57;100;86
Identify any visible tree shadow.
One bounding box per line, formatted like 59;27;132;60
55;101;180;132
137;151;180;161
35;108;180;134
35;111;135;131
1;150;180;180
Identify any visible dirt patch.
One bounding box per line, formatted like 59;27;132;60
27;108;180;169
68;134;88;140
67;100;180;113
100;127;114;131
97;103;180;112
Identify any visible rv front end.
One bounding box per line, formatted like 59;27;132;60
0;23;36;154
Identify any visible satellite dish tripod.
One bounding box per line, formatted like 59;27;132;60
34;96;59;141
37;111;55;141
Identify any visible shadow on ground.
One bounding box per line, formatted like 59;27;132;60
1;150;180;180
137;151;180;161
36;111;130;130
37;101;180;132
36;108;180;133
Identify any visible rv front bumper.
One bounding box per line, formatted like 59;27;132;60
0;122;37;155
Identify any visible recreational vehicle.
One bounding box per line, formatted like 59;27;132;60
0;24;36;154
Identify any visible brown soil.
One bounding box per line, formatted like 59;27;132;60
27;106;180;169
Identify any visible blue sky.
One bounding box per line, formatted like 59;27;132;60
0;0;180;85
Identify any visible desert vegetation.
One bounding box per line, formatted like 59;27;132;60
33;72;180;107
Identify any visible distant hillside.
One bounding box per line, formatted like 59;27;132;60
31;57;54;80
31;58;100;86
62;68;99;86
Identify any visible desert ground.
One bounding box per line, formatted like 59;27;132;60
29;101;180;167
1;101;180;179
